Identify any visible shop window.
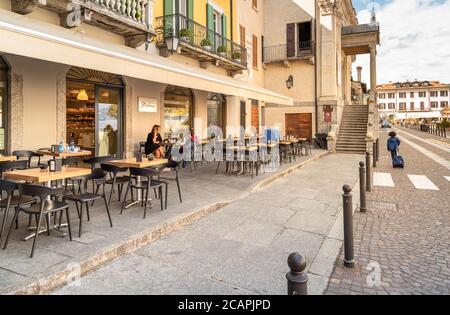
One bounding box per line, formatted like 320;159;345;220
207;93;226;137
164;85;193;139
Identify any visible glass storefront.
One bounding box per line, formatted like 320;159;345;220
66;67;123;157
164;85;193;139
0;57;8;154
207;93;226;137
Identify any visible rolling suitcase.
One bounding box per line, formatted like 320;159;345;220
393;150;405;168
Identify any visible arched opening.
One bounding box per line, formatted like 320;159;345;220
163;85;194;138
207;93;226;137
66;67;124;157
0;56;9;155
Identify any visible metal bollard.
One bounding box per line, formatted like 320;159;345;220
376;138;380;162
365;152;372;192
286;252;308;295
342;185;355;268
359;162;367;212
372;142;377;168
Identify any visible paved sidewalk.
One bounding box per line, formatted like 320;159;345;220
326;129;450;295
53;153;363;295
0;150;328;294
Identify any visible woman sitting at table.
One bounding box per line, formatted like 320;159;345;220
145;125;164;158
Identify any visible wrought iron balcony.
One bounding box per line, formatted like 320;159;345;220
263;41;315;64
11;0;156;48
155;13;247;73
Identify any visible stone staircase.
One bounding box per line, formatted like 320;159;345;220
336;105;369;154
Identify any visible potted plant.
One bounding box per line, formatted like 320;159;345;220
232;51;242;63
217;45;227;57
201;38;212;51
179;29;192;43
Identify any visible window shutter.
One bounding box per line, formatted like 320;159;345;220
240;25;246;47
252;35;258;68
222;14;228;39
207;4;214;30
188;0;194;20
164;0;173;15
286;23;296;58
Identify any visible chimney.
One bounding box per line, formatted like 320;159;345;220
357;66;362;82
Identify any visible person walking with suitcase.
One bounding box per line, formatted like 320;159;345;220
387;131;404;168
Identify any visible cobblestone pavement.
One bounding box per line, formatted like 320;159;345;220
326;128;450;295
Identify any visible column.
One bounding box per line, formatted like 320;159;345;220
370;45;379;140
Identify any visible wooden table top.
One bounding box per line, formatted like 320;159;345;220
0;156;17;163
4;167;91;183
228;146;258;152
37;150;92;158
107;158;169;169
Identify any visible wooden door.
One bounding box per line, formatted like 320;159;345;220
286;23;296;58
251;103;259;132
285;113;312;139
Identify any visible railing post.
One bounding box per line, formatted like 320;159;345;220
286;252;308;295
366;151;372;192
342;185;355;268
359;162;367;212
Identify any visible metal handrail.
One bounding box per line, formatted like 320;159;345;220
155;13;247;67
263;41;314;63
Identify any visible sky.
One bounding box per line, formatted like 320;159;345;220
351;0;450;85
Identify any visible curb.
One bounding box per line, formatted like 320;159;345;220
5;151;329;295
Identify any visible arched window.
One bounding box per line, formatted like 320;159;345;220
164;85;193;138
66;67;124;157
0;57;8;154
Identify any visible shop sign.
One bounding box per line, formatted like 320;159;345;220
138;97;158;113
324;111;332;123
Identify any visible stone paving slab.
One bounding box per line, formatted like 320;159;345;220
52;153;363;295
1;150;329;294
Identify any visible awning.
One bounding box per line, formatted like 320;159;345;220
0;9;293;106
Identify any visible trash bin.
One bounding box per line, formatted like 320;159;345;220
315;133;328;149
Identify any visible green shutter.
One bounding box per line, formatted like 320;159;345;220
206;4;214;44
221;14;227;39
207;4;214;30
164;0;173;15
188;0;194;20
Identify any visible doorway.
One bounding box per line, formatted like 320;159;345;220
0;57;8;155
285;113;312;139
66;67;124;157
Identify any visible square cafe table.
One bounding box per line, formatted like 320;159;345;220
107;158;169;209
4;166;92;240
0;155;17;163
37;149;92;159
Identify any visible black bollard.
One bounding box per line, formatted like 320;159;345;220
359;162;367;212
286;252;308;295
372;142;377;168
342;185;355;268
377;138;380;162
365;152;372;192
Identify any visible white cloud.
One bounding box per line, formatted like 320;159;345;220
352;0;450;86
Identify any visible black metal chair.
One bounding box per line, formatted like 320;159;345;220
0;180;36;246
12;151;44;168
2;184;72;258
83;156;115;171
63;169;113;238
121;167;165;219
100;163;129;206
154;161;182;209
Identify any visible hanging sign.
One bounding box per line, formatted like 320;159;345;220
324;111;332;123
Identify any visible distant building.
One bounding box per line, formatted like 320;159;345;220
377;81;450;121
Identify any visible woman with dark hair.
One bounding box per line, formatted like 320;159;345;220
145;125;164;158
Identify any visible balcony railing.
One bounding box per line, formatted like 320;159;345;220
155;13;247;70
11;0;155;48
263;41;315;64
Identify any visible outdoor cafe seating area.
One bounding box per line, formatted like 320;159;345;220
0;136;313;259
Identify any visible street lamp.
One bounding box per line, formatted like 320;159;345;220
165;32;180;54
286;75;294;89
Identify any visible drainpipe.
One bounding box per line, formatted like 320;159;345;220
314;0;319;136
230;0;234;41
